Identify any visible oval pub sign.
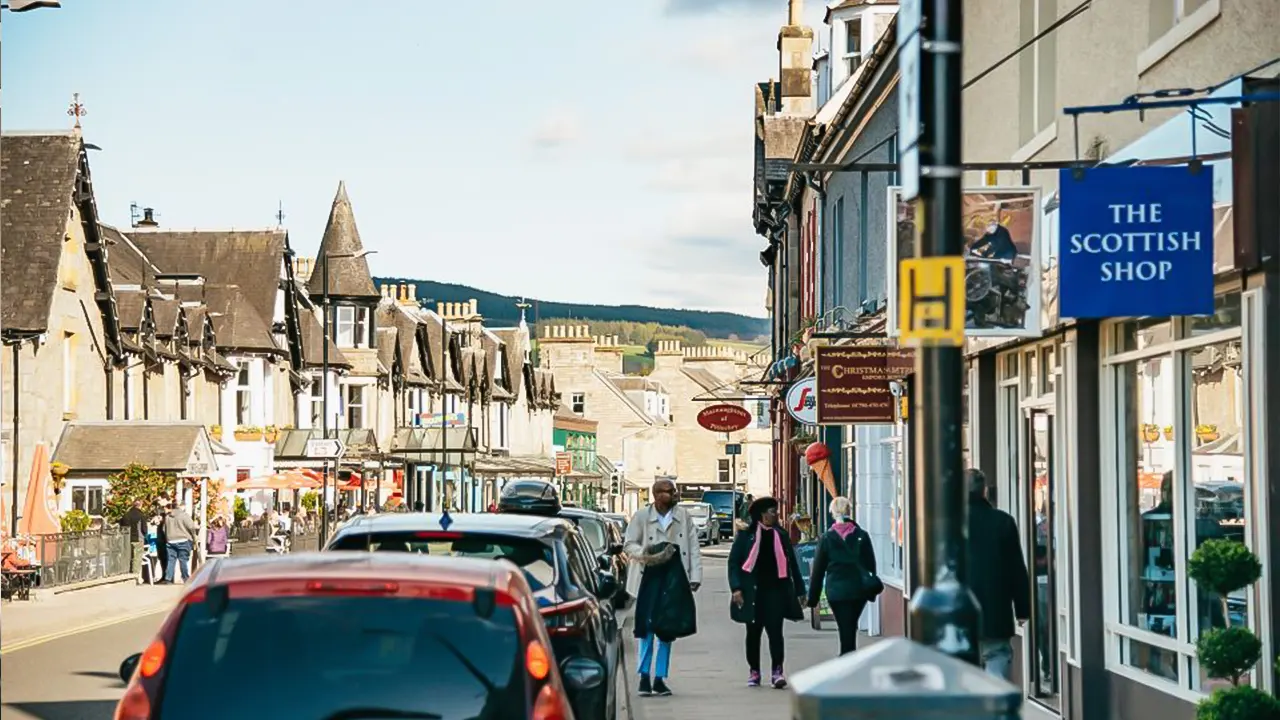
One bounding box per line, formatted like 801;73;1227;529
697;404;753;433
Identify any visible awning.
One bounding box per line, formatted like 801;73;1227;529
387;426;477;468
473;454;556;478
273;428;380;461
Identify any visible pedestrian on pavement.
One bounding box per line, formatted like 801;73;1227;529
623;478;702;697
160;499;200;584
966;468;1031;680
206;516;231;558
120;499;149;583
807;496;882;656
153;500;169;579
728;496;806;689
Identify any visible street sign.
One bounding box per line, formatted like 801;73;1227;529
898;256;966;347
784;377;819;425
555;452;573;475
306;438;346;459
697;404;753;433
724;443;742;456
897;0;923;201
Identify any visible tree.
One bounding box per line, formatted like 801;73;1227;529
102;463;174;524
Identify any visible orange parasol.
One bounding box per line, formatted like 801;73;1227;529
231;470;322;491
19;443;60;536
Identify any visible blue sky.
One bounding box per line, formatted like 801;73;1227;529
4;0;825;317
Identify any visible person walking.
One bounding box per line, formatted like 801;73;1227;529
623;478;702;697
159;499;200;584
966;468;1031;679
807;496;881;656
728;496;806;689
206;516;231;559
120;499;149;584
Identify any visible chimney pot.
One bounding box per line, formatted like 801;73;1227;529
469;299;478;316
408;284;417;302
436;302;445;315
788;0;802;26
398;283;407;301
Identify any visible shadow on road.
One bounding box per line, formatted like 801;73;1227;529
3;700;118;719
69;671;120;684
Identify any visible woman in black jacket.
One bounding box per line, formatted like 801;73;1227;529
807;496;879;656
728;497;806;689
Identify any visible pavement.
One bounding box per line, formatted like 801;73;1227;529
1;581;188;654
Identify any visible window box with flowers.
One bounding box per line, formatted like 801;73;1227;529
1195;424;1220;443
234;425;263;442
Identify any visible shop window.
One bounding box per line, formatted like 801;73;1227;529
70;484;104;517
717;459;730;484
234;362;253;426
1103;299;1263;695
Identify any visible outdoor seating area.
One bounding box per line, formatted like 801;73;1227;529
1;529;131;600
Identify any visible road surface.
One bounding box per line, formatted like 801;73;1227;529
1;612;163;720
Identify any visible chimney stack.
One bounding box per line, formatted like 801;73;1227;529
137;207;159;228
779;0;814;116
407;284;417;304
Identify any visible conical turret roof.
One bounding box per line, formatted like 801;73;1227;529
308;181;380;300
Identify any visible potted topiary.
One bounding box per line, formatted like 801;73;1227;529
1188;538;1280;719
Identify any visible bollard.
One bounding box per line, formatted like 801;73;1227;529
790;637;1023;720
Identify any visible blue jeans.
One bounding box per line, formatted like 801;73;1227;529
637;634;672;679
164;540;193;582
981;638;1014;680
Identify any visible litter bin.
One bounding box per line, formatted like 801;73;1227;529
791;636;1023;719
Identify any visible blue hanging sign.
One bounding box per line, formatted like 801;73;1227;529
1058;166;1215;319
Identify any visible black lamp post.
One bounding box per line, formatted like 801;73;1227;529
319;249;376;544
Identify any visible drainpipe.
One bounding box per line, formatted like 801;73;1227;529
105;362;114;419
11;343;20;536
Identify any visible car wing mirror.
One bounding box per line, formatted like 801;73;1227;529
595;570;619;600
119;652;142;684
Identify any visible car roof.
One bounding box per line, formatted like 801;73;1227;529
557;507;607;521
331;511;572;540
187;551;529;596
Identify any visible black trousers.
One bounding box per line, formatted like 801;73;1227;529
746;586;788;670
829;599;867;656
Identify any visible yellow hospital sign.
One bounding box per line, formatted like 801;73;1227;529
898;256;966;347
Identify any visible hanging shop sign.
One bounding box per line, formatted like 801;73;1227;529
697;404;753;433
784;377;818;425
1058;165;1215;318
814;345;915;424
555;452;573;476
887;186;1044;338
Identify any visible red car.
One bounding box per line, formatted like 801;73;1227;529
115;552;575;720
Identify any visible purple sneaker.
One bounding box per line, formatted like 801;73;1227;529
771;667;787;689
747;670;761;687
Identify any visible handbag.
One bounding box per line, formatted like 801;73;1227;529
844;531;884;600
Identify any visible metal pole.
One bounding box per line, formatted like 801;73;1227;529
731;448;738;540
440;312;448;512
320;253;330;544
907;0;981;665
11;343;19;537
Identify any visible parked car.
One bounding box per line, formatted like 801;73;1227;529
559;506;630;609
685;501;720;546
700;489;742;537
115;551;574;720
601;513;628;533
327;499;622;720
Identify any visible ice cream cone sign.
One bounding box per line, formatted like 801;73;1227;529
805;442;839;500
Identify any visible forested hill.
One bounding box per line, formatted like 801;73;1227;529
374;277;769;341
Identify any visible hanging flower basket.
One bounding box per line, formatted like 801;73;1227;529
1196;424;1220;443
1141;424;1161;443
263;426;280;444
50;461;71;495
1162;425;1174;441
234;426;263;442
209;425;222;439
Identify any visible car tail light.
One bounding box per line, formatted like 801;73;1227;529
531;684;572;720
413;531;461;539
304;580;399;595
539;597;593;637
525;641;551;680
114;638;168;720
114;684;151;720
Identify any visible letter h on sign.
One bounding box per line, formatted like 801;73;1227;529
898;256;966;347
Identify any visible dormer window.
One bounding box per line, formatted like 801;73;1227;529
334;306;371;349
844;20;863;77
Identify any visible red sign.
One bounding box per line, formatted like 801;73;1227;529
697;404;753;433
814;345;914;424
555;452;573;475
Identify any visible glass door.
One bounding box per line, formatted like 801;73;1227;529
1026;410;1060;707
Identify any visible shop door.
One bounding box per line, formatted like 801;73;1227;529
1025;409;1060;709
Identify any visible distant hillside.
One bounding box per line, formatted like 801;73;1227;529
376;277;769;340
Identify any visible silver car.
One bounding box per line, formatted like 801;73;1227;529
685;502;720;546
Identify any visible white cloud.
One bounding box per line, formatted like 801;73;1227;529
529;108;583;149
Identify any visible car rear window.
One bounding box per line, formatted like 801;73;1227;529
329;531;557;591
701;491;736;513
160;593;526;720
569;517;608;554
686;504;710;518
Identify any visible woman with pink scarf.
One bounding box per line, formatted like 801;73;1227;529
727;496;806;689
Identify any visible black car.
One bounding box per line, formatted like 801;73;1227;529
560;506;630;610
700;489;741;537
326;511;622;720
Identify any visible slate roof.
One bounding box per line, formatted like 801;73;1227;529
152;298;181;339
492;329;526;402
1;133;82;334
681;366;740;399
52;421;208;473
307;181;380;300
376;327;399;375
422;310;464;392
379;304;429;386
115;290;147;332
100;224;157;287
298;307;351;369
204;284;279;353
480;331;514;401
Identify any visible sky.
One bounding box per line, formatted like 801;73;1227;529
4;0;827;317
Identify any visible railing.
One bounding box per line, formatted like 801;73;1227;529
229;521;321;555
31;529;132;588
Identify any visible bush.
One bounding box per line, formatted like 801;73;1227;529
1189;539;1263;600
233;497;249;525
1195;686;1280;720
102;464;174;524
1196;627;1263;686
301;491;319;513
60;509;93;533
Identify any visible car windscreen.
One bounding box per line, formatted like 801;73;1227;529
685;504;710;518
568;516;608;554
329;531;557;591
159;593;526;720
701;491;736;513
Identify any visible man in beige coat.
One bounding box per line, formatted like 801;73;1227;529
623;478;702;696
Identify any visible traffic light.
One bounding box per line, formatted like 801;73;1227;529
609;474;621;496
